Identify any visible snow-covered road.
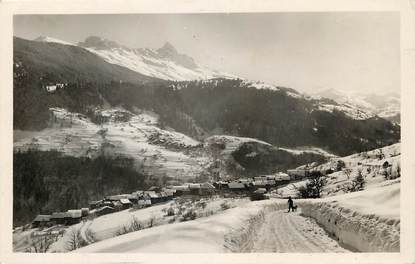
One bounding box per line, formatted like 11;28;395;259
250;210;349;253
75;202;350;253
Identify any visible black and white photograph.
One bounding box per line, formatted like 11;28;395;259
2;3;413;262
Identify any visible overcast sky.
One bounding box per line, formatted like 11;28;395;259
14;13;400;95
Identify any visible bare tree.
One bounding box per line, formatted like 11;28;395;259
65;227;88;251
298;173;327;198
27;232;59;253
343;168;352;179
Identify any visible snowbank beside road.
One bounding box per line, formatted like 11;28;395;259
300;182;400;252
75;201;265;253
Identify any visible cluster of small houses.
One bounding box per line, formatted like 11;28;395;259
31;170;308;229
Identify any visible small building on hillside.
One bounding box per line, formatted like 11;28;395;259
266;179;276;186
188;183;201;195
158;192;167;202
50;212;67;225
126;194;139;204
200;182;216;195
81;208;90;217
213;181;228;190
145;191;163;204
274;172;290;182
287;169;309;180
32;215;51;228
102;201;115;207
138;198;152;207
119;199;133;210
163;189;176;198
66;210;82;225
105;194;133;202
171;185;190;196
252;180;267;187
132;191;146;200
254;176;267;182
45;83;66;93
228;181;246;191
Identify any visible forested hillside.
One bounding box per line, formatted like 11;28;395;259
13;150;149;226
97;79;400;156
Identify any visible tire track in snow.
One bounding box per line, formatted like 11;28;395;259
250;209;349;253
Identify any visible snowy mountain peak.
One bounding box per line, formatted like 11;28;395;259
34;36;74;46
156;41;197;69
76;36;234;81
157;41;178;55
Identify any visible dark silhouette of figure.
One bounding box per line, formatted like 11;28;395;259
287;196;294;212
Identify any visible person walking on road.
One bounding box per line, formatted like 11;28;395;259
287;196;294;212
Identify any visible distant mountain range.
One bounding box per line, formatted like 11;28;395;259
33;35;401;123
14;36;400;157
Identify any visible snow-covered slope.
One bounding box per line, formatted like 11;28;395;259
74;200;265;253
14;107;208;179
45;197;248;252
311;88;400;122
278;146;337;158
204;135;272;156
315;101;376;120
